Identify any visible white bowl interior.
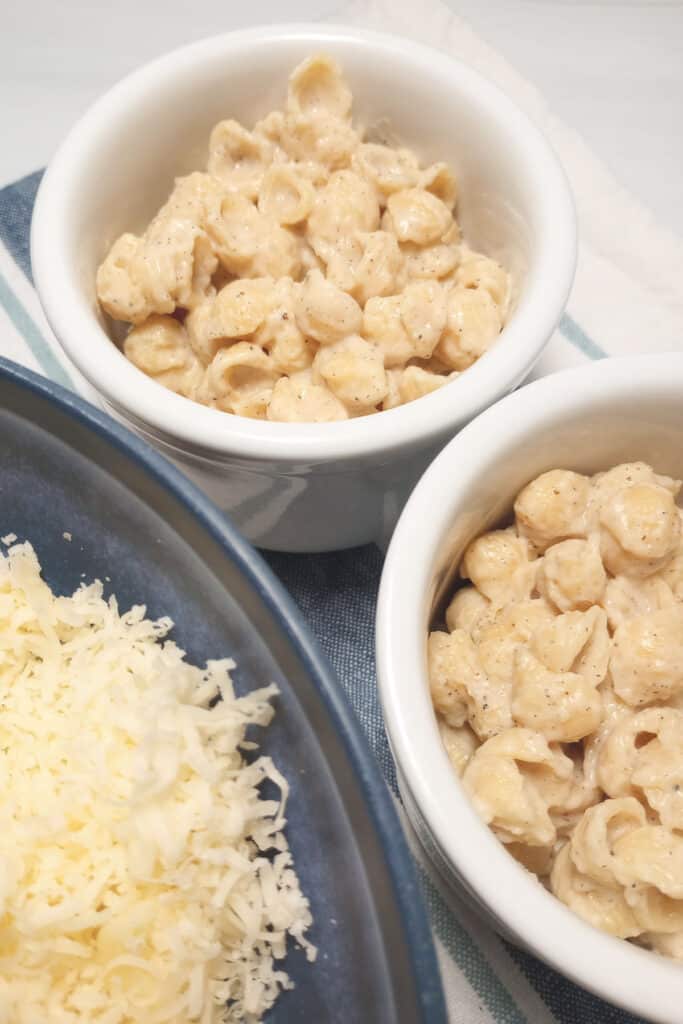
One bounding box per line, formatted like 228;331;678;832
32;26;575;462
377;355;683;1022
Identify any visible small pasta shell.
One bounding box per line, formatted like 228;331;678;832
124;315;203;397
599;483;681;577
381;368;403;410
208;119;271;198
419;161;458;208
312;334;388;410
400;280;447;358
138;216;217;316
213;278;273;338
155;171;226;228
400;242;460;284
307;170;380;260
279;112;360;170
352;231;402;306
96;233;148;323
258;165;315;225
385;188;453;246
362;295;413;368
455;252;511;319
550;844;641;939
206;193;262;273
295;269;362;345
435;286;502;370
207;341;279;418
351;143;420;196
287;54;352;121
267;370;349;422
570;798;647;887
124;315;189;376
398;365;448;404
186;301;222;365
249;220;301;280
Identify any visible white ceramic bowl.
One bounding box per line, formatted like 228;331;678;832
377;353;683;1022
31;24;576;552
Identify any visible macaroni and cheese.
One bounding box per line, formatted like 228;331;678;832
96;55;511;422
429;462;683;960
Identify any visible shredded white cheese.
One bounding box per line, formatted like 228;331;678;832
0;542;314;1023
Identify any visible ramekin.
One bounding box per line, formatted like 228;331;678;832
377;353;683;1022
32;24;576;551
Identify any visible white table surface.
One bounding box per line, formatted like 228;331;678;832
2;0;683;235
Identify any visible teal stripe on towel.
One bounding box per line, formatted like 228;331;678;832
420;867;533;1024
559;312;608;360
0;270;74;390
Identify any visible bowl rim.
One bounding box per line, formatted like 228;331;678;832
31;22;576;464
0;353;447;1024
376;353;683;1022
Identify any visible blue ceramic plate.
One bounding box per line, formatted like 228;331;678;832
0;357;445;1024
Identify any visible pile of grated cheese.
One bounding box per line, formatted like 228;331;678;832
0;541;314;1024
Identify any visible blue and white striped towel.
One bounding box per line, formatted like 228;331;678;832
2;3;683;1021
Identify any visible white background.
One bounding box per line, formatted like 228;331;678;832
2;0;683;232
